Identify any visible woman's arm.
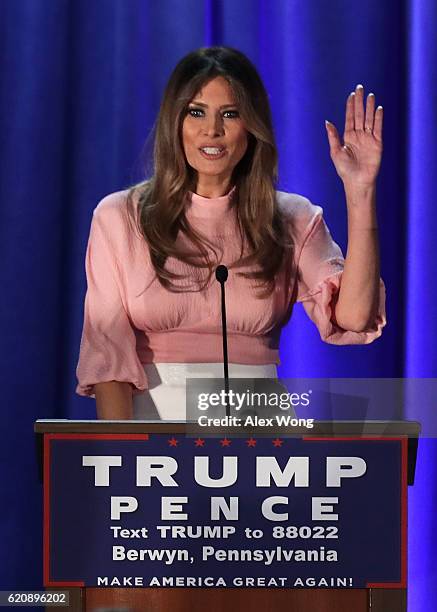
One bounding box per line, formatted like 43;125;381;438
325;84;383;332
335;182;380;331
94;381;133;420
76;197;148;405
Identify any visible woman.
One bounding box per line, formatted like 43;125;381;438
76;46;385;420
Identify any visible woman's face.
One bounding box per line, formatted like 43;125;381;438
182;76;248;195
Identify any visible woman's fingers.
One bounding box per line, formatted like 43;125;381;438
373;105;383;142
339;84;383;146
325;120;342;155
354;84;365;131
364;93;376;133
344;92;355;134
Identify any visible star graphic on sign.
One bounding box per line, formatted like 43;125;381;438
220;438;231;447
167;437;178;447
246;437;257;447
272;438;283;447
194;438;205;447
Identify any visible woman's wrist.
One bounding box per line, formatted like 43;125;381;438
95;381;133;420
343;181;378;230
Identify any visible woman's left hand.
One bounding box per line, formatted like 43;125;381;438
325;84;383;188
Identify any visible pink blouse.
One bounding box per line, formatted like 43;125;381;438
76;188;386;397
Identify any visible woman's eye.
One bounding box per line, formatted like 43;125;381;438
187;108;204;117
223;110;239;118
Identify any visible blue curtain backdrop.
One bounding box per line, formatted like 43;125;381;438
1;0;435;608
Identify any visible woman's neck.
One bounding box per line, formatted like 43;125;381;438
194;178;233;199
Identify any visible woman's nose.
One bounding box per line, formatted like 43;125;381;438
203;113;224;136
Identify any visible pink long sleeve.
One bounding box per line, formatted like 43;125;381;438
295;201;386;344
76;201;148;397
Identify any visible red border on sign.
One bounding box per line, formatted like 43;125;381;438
303;435;408;589
43;433;150;588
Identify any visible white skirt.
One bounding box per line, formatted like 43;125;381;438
132;362;278;420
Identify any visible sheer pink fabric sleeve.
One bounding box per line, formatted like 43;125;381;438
296;205;386;345
76;202;147;397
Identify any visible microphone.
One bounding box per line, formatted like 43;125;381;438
215;264;228;283
215;265;230;417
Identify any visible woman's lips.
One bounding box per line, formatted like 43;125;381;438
199;147;227;160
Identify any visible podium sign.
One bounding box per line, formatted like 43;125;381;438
43;431;406;589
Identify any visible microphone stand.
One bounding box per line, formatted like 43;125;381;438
215;265;230;417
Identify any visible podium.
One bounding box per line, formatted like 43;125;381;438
35;419;420;612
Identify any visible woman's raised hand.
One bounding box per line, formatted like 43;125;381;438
325;84;383;188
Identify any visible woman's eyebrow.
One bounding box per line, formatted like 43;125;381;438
189;101;237;109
